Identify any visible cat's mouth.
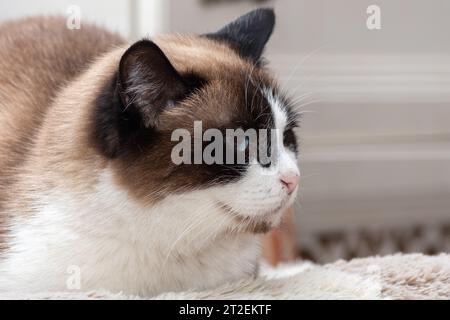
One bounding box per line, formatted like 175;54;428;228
216;201;286;234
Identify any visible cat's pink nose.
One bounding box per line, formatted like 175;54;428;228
280;171;300;195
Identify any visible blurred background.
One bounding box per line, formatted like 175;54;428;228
1;0;449;263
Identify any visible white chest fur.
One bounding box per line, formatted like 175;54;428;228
0;170;261;296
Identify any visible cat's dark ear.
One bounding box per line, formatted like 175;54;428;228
118;40;187;127
93;40;190;158
204;8;275;63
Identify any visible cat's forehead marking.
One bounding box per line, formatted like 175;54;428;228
263;88;287;131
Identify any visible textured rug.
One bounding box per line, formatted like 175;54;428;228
1;253;448;299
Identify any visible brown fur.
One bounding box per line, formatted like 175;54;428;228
0;16;124;249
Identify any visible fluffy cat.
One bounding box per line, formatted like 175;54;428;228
0;8;300;296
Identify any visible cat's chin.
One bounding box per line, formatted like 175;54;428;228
217;201;287;234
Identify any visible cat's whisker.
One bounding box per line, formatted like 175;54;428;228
249;78;261;115
281;44;330;89
245;63;258;112
253;111;271;123
290;91;318;105
161;200;217;267
292;100;323;114
287;72;322;98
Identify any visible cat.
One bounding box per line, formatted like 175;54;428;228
0;8;300;296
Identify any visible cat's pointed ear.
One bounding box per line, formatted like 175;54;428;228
118;40;187;127
204;8;275;63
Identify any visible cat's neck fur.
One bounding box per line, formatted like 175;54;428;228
1;169;260;295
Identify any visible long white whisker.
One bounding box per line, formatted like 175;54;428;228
161;200;217;267
281;44;330;89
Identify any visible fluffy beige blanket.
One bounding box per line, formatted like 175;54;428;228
1;253;449;299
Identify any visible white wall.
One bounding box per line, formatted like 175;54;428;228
0;0;133;37
166;0;450;54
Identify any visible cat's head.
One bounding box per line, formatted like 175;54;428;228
92;8;300;233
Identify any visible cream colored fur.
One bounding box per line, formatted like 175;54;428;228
1;254;448;300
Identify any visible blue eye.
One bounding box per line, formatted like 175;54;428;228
237;136;249;152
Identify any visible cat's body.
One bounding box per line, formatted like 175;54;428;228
0;10;300;296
